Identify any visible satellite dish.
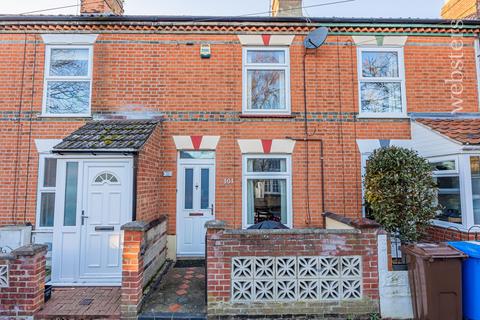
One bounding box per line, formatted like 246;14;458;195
304;27;329;49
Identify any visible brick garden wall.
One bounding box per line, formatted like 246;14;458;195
424;225;479;242
121;216;168;319
0;29;478;235
205;220;381;318
0;244;47;317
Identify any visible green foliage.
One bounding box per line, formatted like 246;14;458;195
364;146;437;243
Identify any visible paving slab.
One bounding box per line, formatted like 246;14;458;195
140;262;206;319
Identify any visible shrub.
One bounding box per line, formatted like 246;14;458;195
364;146;438;243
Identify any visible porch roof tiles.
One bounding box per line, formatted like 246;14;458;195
416;118;480;145
53;119;160;153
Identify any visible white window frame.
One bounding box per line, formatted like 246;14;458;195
36;154;60;230
42;45;94;117
242;154;292;228
242;47;291;115
357;47;408;118
429;155;468;230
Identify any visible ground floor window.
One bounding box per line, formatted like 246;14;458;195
432;158;462;224
470;156;480;224
243;155;291;227
37;156;58;228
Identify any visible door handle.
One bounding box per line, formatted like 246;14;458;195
81;210;89;225
210;204;214;216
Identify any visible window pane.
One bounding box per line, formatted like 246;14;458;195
431;160;456;171
435;176;462;224
201;168;210;209
40;192;55;227
64;162;78;226
471;157;480;224
362;51;399;78
180;151;215;159
184;168;193;209
360;82;402;113
50;48;89;77
247;70;286;110
247;158;286;172
247;50;285;64
247;179;286;225
46;81;90;114
436;176;460;189
43;158;57;188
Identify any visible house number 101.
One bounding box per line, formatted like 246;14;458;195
224;178;234;185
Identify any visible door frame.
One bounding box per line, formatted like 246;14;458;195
176;151;216;257
50;155;133;286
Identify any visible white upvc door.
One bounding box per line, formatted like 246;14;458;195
51;158;132;285
177;157;215;257
78;161;131;283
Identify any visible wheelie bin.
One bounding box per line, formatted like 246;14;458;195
402;243;467;320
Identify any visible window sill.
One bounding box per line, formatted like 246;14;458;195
239;114;295;119
357;114;410;119
430;219;467;232
39;115;93;119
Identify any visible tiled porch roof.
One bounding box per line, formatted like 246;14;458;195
53;119;160;153
416;118;480;145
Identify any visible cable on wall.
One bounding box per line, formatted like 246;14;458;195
11;33;28;225
335;35;347;217
23;35;38;224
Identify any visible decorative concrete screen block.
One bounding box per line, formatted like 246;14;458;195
0;265;7;287
232;256;362;303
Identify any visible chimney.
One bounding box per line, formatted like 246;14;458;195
441;0;478;19
271;0;303;17
80;0;125;15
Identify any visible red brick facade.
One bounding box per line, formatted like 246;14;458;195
0;18;478;236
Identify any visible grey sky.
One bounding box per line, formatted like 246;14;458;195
0;0;444;19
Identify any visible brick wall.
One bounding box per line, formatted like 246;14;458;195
136;123;164;223
0;244;47;317
121;216;168;319
205;219;381;318
0;31;478;235
441;0;478;19
80;0;124;15
424;224;479;242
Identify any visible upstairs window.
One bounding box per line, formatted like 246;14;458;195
243;47;290;114
43;46;93;117
358;47;406;117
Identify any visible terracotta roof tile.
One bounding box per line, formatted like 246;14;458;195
416;118;480;145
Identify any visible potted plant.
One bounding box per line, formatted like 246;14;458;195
364;146;438;269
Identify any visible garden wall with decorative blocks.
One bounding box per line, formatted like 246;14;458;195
205;219;381;318
0;244;47;317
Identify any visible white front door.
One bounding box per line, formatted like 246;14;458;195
177;151;215;256
52;159;132;285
